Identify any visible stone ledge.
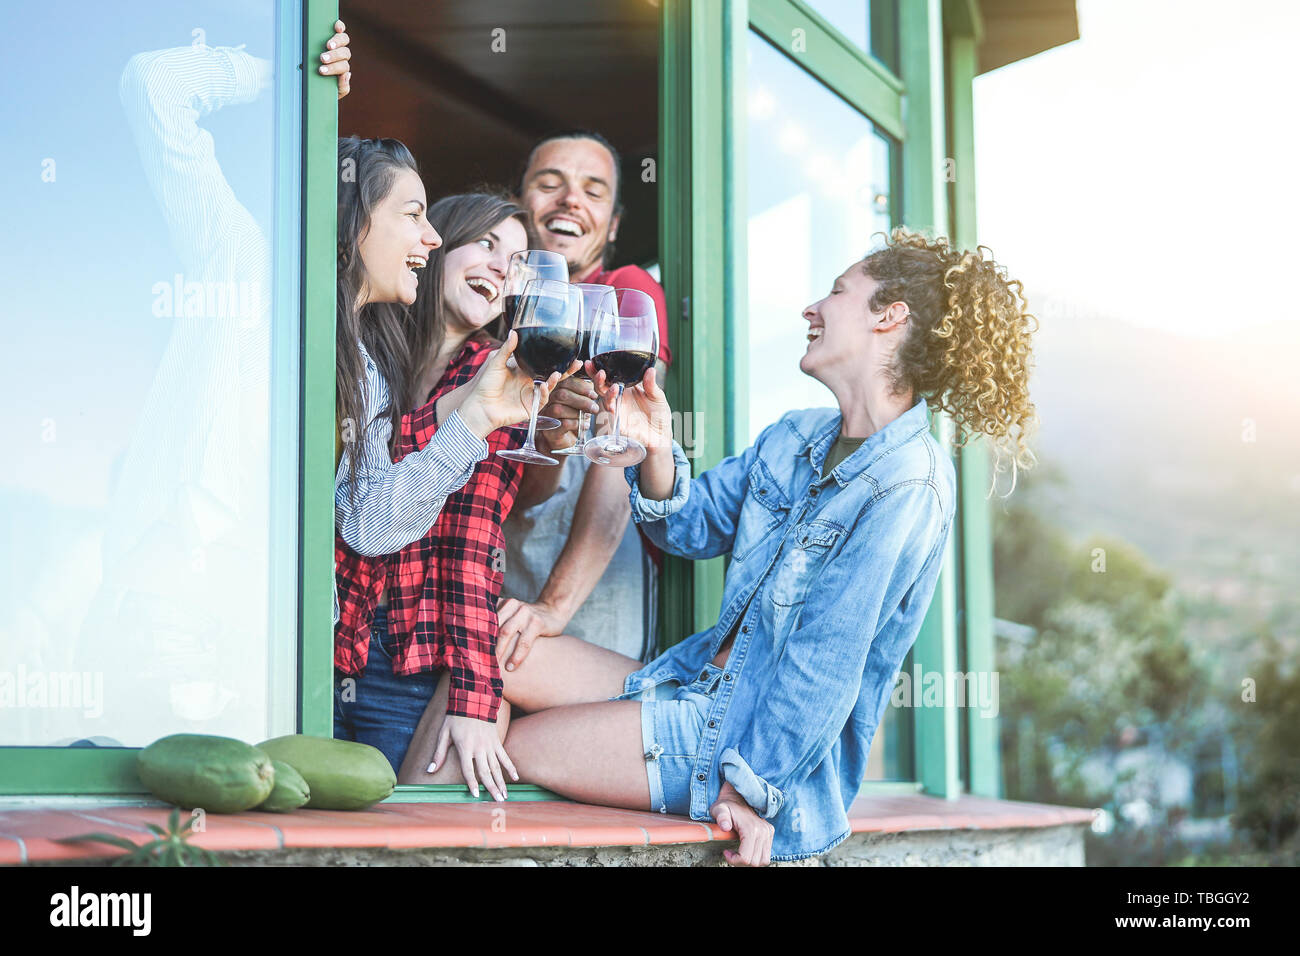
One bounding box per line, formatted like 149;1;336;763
0;793;1097;865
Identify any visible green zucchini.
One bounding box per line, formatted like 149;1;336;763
257;735;395;810
137;734;275;813
256;760;311;812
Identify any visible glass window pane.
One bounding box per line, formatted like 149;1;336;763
804;0;899;73
745;30;906;779
745;32;893;444
0;1;300;748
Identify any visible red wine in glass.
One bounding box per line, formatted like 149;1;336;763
591;349;654;386
501;250;567;430
585;288;660;468
500;293;520;332
514;326;580;380
554;283;614;457
497;279;583;466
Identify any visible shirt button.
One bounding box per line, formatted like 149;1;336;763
723;674;732;681
742;625;750;633
708;720;716;728
759;488;768;496
809;487;820;497
697;773;706;781
699;671;709;681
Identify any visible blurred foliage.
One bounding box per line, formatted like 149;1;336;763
989;480;1300;864
1230;631;1300;855
995;505;1204;791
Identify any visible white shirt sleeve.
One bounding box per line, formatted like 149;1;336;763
334;347;490;557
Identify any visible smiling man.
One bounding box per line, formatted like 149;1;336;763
517;130;671;358
496;129;673;669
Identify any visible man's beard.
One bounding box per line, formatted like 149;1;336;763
568;249;604;277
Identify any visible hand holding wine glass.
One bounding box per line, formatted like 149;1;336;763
456;330;578;439
533;376;600;452
589;364;673;454
584;288;661;467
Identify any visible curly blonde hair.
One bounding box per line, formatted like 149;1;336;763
862;228;1038;491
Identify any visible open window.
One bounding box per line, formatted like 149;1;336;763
1;0;307;793
2;0;999;807
338;1;662;272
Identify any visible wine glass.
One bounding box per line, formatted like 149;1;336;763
496;279;583;467
553;283;616;457
501;250;568;430
584;288;660;468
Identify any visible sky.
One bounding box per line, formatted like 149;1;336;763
973;0;1300;339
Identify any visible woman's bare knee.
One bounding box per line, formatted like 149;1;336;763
500;634;640;712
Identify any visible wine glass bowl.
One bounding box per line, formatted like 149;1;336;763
501;250;568;431
584;288;659;468
496;278;583;466
553;283;616;457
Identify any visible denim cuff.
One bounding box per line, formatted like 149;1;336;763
625;440;691;525
719;747;785;819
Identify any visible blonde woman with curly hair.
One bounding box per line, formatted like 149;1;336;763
402;228;1037;865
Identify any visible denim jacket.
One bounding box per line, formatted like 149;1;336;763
619;399;955;861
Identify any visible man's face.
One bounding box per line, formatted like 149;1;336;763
518;137;621;279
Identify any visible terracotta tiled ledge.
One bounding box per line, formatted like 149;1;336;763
0;794;1097;865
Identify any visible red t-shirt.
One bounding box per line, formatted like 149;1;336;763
577;263;673;367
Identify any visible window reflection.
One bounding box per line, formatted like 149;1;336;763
0;2;299;748
745;32;893;447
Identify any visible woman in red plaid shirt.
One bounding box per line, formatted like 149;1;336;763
335;193;580;789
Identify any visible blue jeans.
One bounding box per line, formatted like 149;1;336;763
333;605;439;774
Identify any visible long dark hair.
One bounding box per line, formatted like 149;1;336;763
336;136;422;489
407;191;536;408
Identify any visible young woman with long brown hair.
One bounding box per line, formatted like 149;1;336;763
336;192;578;788
331;141;568;625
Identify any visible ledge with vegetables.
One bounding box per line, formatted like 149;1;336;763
0;732;1095;866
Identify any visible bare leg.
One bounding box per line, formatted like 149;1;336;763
396;670;511;785
496;637;653;808
498;632;642;711
399;635;646;796
503;701;651;810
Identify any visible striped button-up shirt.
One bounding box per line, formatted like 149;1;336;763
333;341;488;623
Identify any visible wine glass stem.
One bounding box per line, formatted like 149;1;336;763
524;381;542;450
611;383;625;447
574;374;593;443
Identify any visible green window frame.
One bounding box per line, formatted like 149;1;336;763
657;0;998;800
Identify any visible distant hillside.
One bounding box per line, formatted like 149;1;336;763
1006;292;1300;653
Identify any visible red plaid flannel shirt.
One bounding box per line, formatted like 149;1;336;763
334;333;522;721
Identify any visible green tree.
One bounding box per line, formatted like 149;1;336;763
1232;632;1300;855
993;489;1207;818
